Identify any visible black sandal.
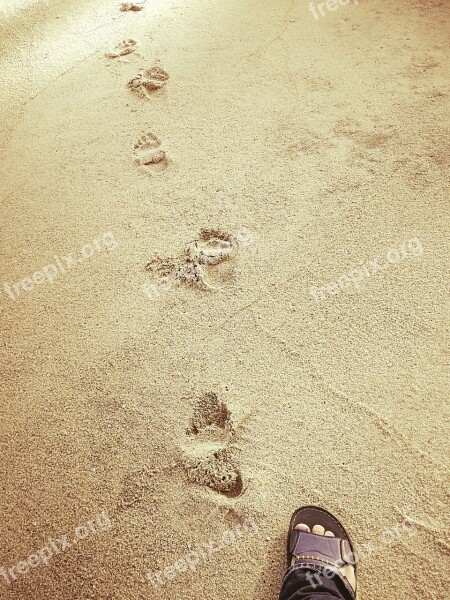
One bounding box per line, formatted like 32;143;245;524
287;505;357;599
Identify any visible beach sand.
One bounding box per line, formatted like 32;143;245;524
0;0;449;598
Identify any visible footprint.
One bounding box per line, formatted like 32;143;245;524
133;132;170;174
186;229;237;266
144;229;240;293
179;229;238;290
147;66;170;81
105;39;140;61
120;1;145;10
184;448;243;498
128;66;169;99
187;391;233;435
183;393;243;497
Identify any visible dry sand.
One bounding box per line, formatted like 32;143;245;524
0;0;449;598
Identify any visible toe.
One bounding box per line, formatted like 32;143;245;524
325;530;334;537
295;523;310;532
312;524;325;535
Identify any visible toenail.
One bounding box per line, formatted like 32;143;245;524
312;525;325;535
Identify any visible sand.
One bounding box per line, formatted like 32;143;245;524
0;0;449;598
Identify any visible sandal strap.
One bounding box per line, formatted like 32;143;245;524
289;531;356;566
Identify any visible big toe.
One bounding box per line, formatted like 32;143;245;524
295;523;310;532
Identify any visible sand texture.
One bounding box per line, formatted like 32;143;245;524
0;0;449;599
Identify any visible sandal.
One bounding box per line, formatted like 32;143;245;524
287;505;357;598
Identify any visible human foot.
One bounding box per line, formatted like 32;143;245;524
294;522;356;592
287;506;357;598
